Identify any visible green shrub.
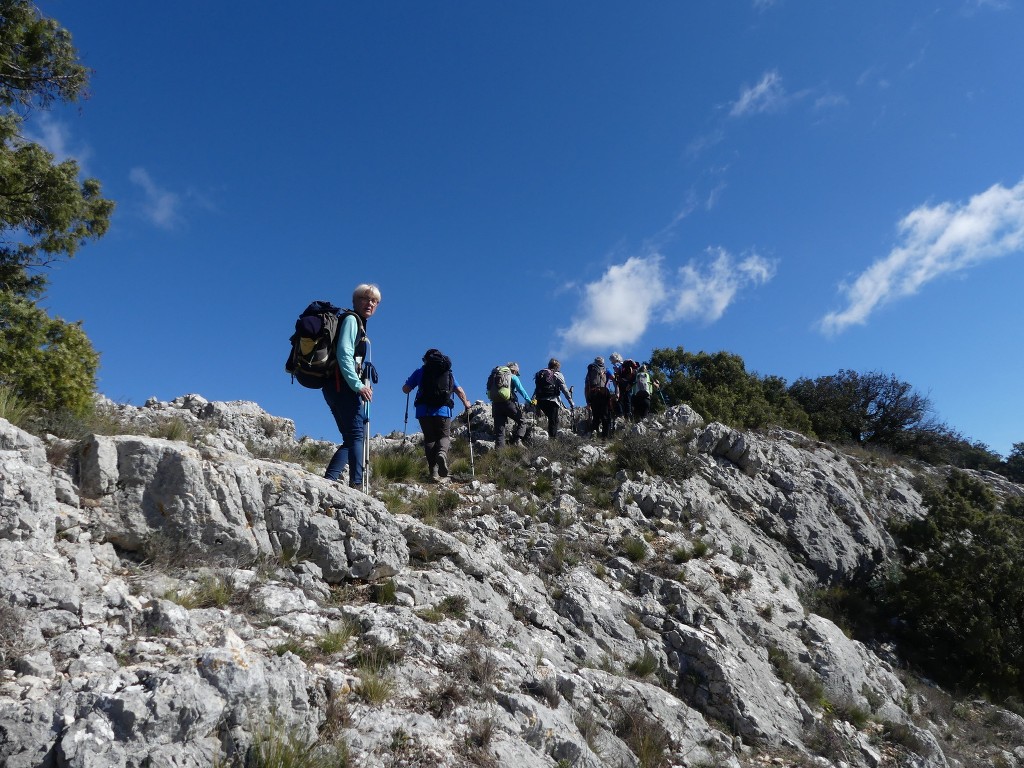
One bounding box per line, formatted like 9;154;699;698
315;623;357;656
877;471;1024;698
612;429;694;481
370;579;398;605
627;647;659;678
621;536;649;563
0;384;34;427
165;574;234;609
0;293;99;418
371;448;420;482
477;445;532;491
248;718;348;768
149;416;192;442
613;700;671;768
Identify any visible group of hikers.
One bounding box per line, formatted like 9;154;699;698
289;283;661;489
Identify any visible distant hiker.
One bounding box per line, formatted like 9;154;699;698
531;358;575;438
487;361;531;448
585;356;614;439
630;364;658;422
609;353;639;422
322;283;380;489
402;349;471;482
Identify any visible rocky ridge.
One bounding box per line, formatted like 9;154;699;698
1;394;1022;767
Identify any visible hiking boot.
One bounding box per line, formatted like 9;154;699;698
429;464;440;482
437;455;449;478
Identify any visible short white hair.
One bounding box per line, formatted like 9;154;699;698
353;283;381;303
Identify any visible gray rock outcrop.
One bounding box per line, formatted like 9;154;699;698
0;397;1019;767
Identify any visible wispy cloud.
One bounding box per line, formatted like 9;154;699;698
557;248;776;352
819;179;1024;335
730;70;787;117
668;248;776;323
129;167;181;229
22;114;93;172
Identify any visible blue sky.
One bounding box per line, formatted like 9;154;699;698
31;1;1024;457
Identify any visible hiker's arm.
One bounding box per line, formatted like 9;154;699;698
513;376;531;403
556;373;574;406
402;368;420;395
451;375;471;409
336;316;368;395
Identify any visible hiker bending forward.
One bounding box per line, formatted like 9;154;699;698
490;362;531;448
531;358;575;438
402;349;470;482
323;283;380;489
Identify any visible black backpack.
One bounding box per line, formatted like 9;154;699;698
534;368;559;399
284;301;363;389
415;350;455;408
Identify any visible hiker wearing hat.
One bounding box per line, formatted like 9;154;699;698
488;361;531;449
584;356;614;438
530;358;575;438
402;349;471;482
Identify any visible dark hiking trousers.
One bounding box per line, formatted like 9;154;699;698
492;400;528;448
537;399;560;438
418;415;451;474
588;391;612;438
632;392;651;422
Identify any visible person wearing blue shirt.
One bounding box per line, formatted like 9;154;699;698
323;283;380;489
402;349;471;482
492;361;531;449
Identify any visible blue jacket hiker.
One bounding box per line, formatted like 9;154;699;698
402;349;471;482
322;283;380;489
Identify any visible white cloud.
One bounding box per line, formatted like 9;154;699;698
22;114;93;171
730;70;786;117
557;248;775;352
129;167;181;229
556;255;667;351
819;179;1024;335
668;248;776;323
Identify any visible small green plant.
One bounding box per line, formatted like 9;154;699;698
621;536;649;563
671;546;691;563
149;416;191;442
371;449;420;482
460;715;496;765
0;384;34;428
315;622;357;656
357;667;395;705
614;700;671;768
690;539;710;558
0;603;34;669
165;574;234;609
370;579;398;605
411;488;461;525
477;446;532;492
768;645;825;707
627;647;659;678
274;637;312;660
247;718;348;767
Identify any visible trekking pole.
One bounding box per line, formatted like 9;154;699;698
465;406;475;479
403;391;410;439
362;399;370;494
568;386;577;433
